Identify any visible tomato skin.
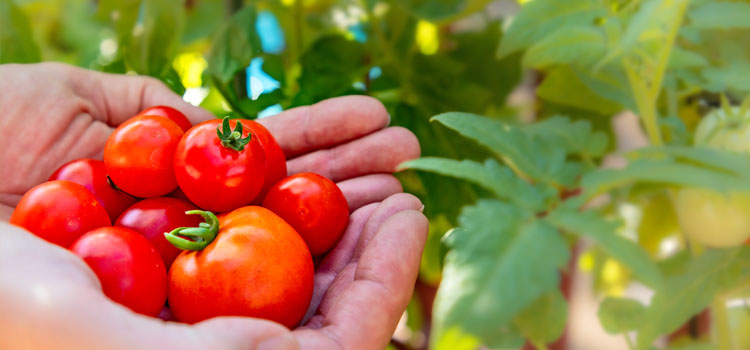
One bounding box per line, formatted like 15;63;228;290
673;188;750;247
71;227;167;317
49;159;137;221
168;206;314;327
173;119;266;212
136;105;192;132
115;197;202;269
262;173;349;256
241;120;287;202
104;115;183;198
10;180;111;247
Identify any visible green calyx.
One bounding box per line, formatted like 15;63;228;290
217;116;252;151
164;210;219;251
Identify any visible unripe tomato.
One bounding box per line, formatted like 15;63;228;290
10;180;110;247
168;206;314;327
673;188;750;247
71;227;167;317
115;197;202;269
173;117;266;212
49;158;137;221
136;105;192;132
263;172;349;256
104;115;183;198
241;120;287;202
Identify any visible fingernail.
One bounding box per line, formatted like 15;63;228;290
419;205;425;213
386;112;392;125
257;334;299;350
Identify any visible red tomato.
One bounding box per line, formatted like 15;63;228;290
168;206;313;327
104;115;183;198
71;227;167;317
49;158;137;221
241;120;287;202
173;117;266;212
262;173;349;256
136;105;192;132
115;197;202;269
10;180;110;247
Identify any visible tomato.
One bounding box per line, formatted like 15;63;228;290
104;115;183;198
167;207;313;327
10;180;110;247
694;106;750;152
71;227;167;317
135;105;192;132
49;158;137;221
241;120;287;202
173;117;266;212
262;172;349;256
115;197;202;269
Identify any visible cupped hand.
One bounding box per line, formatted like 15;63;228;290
0;63;428;350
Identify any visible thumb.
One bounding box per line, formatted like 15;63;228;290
194;318;300;350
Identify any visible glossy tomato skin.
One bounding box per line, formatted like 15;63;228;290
115;197;202;269
173;119;266;212
49;158;137;221
71;227;167;317
168;206;314;327
104;115;183;198
136;105;192;132
10;180;111;247
241;120;287;202
262;173;349;256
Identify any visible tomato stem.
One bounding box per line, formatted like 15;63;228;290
164;210;219;251
217;116;251;151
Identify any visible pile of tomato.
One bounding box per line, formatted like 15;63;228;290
10;106;350;327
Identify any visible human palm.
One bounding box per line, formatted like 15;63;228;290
0;63;428;350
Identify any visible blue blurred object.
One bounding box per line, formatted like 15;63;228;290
369;66;382;80
258;104;283;118
256;11;285;54
348;23;367;43
246;57;281;99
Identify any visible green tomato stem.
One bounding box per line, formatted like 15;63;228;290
164;210;219;251
217;116;252;151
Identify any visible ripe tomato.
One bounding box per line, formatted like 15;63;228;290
241;120;287;202
104;115;183;198
49;158;137;221
135;105;192;132
167;206;313;327
262;172;349;256
115;197;202;269
173;117;266;212
673;188;750;247
10;180;110;247
71;227;167;317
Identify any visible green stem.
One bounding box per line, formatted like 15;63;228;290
216;116;252;151
164;210;219;251
711;293;733;349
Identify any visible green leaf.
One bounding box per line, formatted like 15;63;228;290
598;297;647;334
537;66;622;115
546;206;663;288
208;6;262;84
432;200;569;348
525;116;609;158
702;63;750;93
124;0;185;77
97;0;141;44
636;248;746;349
399;157;548;211
397;0;491;22
668;47;709;70
688;2;750;30
514;290;568;345
523;26;605;69
0;0;40;63
498;0;606;58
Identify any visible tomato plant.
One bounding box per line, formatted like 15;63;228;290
135;105;192;132
49;158;137;221
115;197;202;269
166;207;313;327
263;172;349;256
104;115;184;198
10;180;110;247
173;117;266;212
70;227;167;317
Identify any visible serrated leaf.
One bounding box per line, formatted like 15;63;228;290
598;297;647;334
0;0;40;63
537;66;622;115
525;116;609;158
636;248;746;349
546;205;663;288
208;6;262;84
498;0;606;58
523;26;606;69
432;200;569;348
688;2;750;30
668;47;709;70
701;63;750;93
399;157;547;210
633;146;750;178
514;290;568;345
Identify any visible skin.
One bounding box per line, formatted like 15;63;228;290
0;63;426;350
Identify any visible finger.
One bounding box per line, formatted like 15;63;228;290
353;193;424;259
287;127;420;182
337;174;403;211
294;210;428;350
257;96;389;158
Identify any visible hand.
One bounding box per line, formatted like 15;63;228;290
0;63;428;350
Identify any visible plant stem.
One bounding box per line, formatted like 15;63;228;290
711;294;733;349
